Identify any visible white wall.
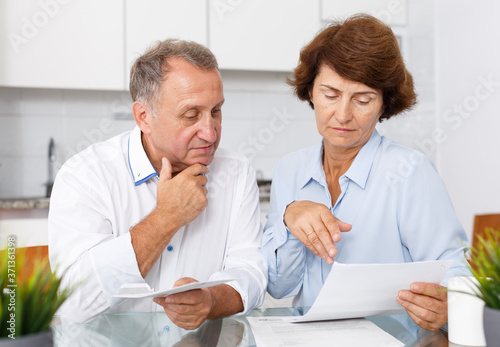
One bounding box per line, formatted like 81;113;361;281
0;88;135;198
435;0;500;240
0;1;433;200
2;1;497;244
376;0;437;163
0;72;321;198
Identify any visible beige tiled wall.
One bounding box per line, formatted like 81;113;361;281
0;71;324;198
0;22;436;200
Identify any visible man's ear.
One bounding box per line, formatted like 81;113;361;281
132;101;152;134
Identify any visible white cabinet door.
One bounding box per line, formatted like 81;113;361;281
208;0;320;71
125;0;207;88
0;0;125;90
321;0;408;26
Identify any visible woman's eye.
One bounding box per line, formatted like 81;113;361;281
356;99;370;105
325;94;337;100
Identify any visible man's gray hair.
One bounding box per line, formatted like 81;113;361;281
129;39;219;114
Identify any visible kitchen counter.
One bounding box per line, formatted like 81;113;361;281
0;197;50;210
0;181;270;210
0;199;50;248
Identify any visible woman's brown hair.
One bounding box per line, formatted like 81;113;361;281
288;14;416;121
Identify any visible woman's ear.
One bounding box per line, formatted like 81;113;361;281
308;88;315;109
377;104;386;120
132;101;152;134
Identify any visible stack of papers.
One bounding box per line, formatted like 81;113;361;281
248;260;452;346
247;317;404;347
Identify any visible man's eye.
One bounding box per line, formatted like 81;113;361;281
184;112;198;119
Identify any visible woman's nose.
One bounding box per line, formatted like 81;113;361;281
335;100;353;123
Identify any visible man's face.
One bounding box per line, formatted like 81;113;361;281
143;58;224;174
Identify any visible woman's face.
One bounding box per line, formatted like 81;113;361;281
310;65;384;153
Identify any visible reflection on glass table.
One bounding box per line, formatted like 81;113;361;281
52;307;449;347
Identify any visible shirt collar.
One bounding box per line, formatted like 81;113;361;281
343;129;382;189
300;129;382;190
128;126;158;186
299;143;326;190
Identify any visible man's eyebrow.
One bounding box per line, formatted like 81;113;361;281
178;98;225;115
319;84;378;96
214;98;225;107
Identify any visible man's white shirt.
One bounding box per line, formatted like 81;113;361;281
49;126;267;322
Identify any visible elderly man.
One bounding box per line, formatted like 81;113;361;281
48;39;267;330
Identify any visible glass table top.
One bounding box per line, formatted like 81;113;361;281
52;307;449;346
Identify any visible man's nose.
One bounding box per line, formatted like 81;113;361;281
198;114;217;143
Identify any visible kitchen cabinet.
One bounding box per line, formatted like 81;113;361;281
208;0;320;71
321;0;408;26
125;0;207;87
0;0;124;90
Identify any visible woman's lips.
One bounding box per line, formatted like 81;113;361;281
332;127;353;134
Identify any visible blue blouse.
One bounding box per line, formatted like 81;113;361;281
263;130;470;308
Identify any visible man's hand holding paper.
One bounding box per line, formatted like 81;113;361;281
153;277;213;331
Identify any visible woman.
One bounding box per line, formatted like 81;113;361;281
262;14;469;332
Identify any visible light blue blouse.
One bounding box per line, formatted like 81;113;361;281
263;130;470;308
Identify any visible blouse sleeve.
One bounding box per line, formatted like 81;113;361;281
397;156;470;281
262;159;308;299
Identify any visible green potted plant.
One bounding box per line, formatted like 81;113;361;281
0;240;73;346
466;227;500;346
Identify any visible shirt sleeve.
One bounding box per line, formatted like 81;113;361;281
262;159;308;299
208;161;268;315
48;164;144;323
397;156;471;282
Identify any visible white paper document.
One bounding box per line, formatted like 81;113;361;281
112;279;232;298
285;260;452;322
247;316;404;347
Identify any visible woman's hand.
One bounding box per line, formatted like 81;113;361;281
396;282;448;331
284;200;351;263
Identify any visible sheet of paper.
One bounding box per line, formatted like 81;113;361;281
112;279;232;298
247;316;404;347
286;260;452;322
